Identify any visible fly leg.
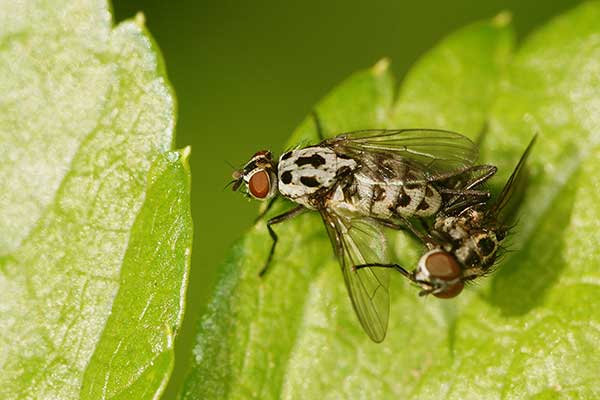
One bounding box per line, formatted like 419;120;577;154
354;263;432;290
354;263;448;297
435;164;498;211
353;262;412;278
462;165;497;191
374;216;438;248
444;200;486;216
438;187;490;197
260;205;306;277
428;164;497;187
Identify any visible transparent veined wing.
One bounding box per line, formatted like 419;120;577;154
489;135;537;225
320;208;391;342
326;129;479;174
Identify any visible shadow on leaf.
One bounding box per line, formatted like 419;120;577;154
487;165;579;316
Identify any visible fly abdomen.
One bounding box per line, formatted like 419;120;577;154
394;183;441;218
352;174;442;220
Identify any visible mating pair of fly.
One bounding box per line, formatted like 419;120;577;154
231;115;536;342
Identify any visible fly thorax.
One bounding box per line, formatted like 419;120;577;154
277;147;357;208
455;231;499;269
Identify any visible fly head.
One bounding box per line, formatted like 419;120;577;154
232;150;278;200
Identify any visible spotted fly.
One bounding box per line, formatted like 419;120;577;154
231;125;498;342
359;136;537;299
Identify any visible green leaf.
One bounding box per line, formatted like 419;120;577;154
184;3;600;399
0;2;192;399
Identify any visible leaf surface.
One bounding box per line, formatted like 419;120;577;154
0;2;192;399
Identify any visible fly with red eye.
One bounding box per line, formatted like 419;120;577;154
357;135;536;299
231;150;278;200
231;114;511;343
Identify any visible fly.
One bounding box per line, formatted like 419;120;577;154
359;136;537;299
231;121;497;342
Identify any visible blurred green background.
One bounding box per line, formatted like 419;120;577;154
111;1;580;397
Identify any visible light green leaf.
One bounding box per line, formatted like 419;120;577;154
0;1;192;399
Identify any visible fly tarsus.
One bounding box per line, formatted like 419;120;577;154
259;205;306;277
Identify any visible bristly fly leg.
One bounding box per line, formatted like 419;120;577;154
260;205;306;277
354;263;444;296
444;199;485;215
462;165;498;191
311;110;325;142
427;164;497;186
456;202;487;217
441;164;497;211
439;188;490;197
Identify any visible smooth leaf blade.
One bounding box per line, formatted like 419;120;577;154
0;1;191;399
183;16;513;400
81;149;192;399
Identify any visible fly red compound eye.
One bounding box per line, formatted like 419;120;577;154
424;251;464;298
248;170;270;199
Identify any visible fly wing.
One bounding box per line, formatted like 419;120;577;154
327;129;478;174
490;135;537;224
321;209;390;342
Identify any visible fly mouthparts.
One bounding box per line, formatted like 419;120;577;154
231;178;243;192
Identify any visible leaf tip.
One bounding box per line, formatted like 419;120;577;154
492;10;512;28
135;11;146;28
181;145;192;161
372;58;391;76
177;146;193;174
